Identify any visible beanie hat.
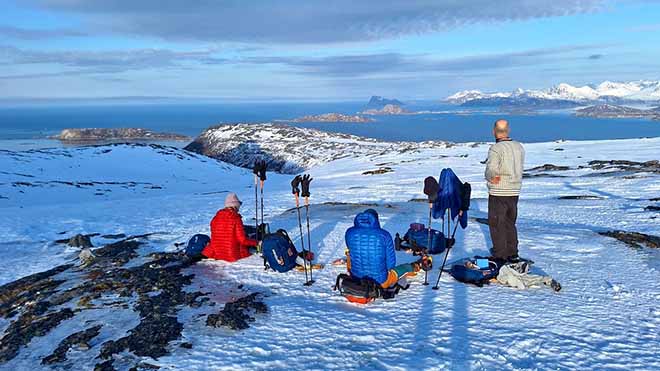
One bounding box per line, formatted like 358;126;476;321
224;193;242;208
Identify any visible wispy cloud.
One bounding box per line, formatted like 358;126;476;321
32;0;607;44
0;25;86;40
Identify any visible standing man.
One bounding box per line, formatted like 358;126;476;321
485;119;525;261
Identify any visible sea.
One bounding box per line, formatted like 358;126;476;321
1;101;659;150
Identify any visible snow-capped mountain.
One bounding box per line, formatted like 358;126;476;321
446;80;660;106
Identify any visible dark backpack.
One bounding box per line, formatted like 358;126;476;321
185;234;210;258
334;273;405;303
262;229;298;273
448;256;500;287
403;226;446;254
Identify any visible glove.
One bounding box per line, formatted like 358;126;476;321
301;174;313;198
252;161;260;176
257;160;267;181
423;176;439;202
291;175;302;195
446;237;456;249
460;182;471;211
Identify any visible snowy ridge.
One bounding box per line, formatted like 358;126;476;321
447;80;660;104
184;123;449;173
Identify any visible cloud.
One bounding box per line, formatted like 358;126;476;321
0;45;224;78
241;44;609;77
0;25;86;40
32;0;607;43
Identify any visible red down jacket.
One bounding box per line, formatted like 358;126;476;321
202;208;257;262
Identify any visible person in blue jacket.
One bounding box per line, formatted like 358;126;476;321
345;209;428;288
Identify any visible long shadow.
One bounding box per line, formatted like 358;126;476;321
449;215;470;369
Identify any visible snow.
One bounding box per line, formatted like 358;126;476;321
446;80;660;103
1;136;659;370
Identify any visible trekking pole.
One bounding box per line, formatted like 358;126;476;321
291;176;310;285
424;203;432;286
422;176;439;287
258;161;267;237
302;174;314;286
253;163;260;240
432;209;453;290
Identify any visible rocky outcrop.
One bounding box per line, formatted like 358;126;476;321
575;104;660;120
206;293;268;330
54;128;190;142
366;96;404;109
290;113;374;123
599;231;660;249
0;234;254;370
184;123;447;173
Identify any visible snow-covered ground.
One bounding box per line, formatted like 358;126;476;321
1;136;659;370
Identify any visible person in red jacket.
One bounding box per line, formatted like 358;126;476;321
202;193;258;262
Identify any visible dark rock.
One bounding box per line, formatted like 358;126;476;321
645;205;660;211
587;160;660;174
558;195;605;200
41;325;102;364
101;233;127;239
68;234;94;248
362;167;393;175
599;231;660;249
206;293;268;330
94;360;116;371
650;197;660;202
0;264;72;318
0;309;75;362
526;164;571;172
180;342;193;349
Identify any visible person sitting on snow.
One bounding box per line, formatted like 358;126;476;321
345;209;430;289
202;193;258;262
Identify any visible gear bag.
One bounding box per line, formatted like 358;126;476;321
262;229;298;273
403;225;446;254
334;273;403;304
448;256;501;287
185;234;210;258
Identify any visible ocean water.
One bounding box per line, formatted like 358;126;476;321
0;102;659;149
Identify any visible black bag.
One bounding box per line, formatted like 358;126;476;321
334;274;405;302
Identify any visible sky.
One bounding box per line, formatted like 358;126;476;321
1;0;659;101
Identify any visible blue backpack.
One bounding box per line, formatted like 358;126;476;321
262;229;298;273
448;256;500;287
404;226;446;254
185;234;210;258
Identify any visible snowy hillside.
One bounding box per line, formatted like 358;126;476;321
184;123;448;173
1;136;659;370
447;80;660;105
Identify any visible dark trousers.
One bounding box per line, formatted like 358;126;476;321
488;195;519;259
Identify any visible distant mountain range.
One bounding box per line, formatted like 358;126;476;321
574;104;660;120
446;81;660;108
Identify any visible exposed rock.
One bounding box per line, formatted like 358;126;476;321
365;96;404;109
645;205;660;211
362;167;393;175
527;164;571;172
599;231;660;249
54;128;189;142
68;234;94;248
558;195;605;200
361;104;409;115
42;325;102;364
575;104;660;119
206;293;268;330
102;233;127;239
586;160;660;174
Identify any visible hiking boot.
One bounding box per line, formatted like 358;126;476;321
412;255;433;272
550;279;562;292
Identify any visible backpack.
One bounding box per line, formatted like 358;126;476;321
185;234;210;258
448;256;501;287
403;225;446;254
262;229;298;273
334;273;405;304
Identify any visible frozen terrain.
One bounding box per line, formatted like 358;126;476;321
0;130;659;370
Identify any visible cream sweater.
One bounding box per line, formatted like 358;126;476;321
485;139;525;196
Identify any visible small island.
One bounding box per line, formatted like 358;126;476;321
53;128;190;142
574;104;660;120
361;104;410;115
289;113;374;123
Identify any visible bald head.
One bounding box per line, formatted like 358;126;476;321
493;119;510;139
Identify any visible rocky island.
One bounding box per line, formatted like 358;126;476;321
574;104;660;120
54;128;190;142
290;113;374;123
361;104;410;115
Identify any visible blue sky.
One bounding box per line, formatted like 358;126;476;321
1;0;659;100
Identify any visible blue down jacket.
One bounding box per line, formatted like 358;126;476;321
432;168;469;229
345;209;396;284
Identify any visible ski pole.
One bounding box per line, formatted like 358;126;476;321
301;174;314;286
295;193;310;284
253;164;259;240
424;203;432;286
433;209;453;290
304;196;314;286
